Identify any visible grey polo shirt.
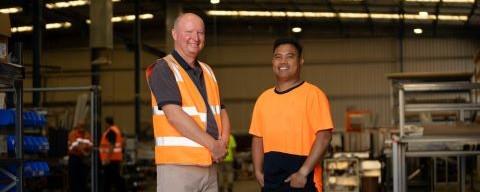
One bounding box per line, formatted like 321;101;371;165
147;50;222;139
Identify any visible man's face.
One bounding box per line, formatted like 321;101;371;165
272;44;303;81
172;15;205;59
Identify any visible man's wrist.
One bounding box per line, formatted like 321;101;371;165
298;166;310;176
206;138;215;151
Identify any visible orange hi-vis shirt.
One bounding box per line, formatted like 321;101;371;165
249;81;334;191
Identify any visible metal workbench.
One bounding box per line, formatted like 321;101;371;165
392;82;480;192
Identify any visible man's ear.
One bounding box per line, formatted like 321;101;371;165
171;29;177;41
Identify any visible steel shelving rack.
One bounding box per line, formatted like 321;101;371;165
0;62;25;192
392;82;480;192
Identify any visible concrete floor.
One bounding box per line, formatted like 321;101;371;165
233;180;261;192
143;179;261;192
145;179;480;192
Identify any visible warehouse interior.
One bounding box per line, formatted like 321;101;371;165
1;0;480;191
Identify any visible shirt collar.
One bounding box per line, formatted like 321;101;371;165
172;50;199;71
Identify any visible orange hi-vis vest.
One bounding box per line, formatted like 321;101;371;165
68;129;92;156
146;54;222;166
99;125;124;161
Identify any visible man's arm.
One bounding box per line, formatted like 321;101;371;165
252;136;264;187
285;130;332;188
162;104;226;162
220;109;231;145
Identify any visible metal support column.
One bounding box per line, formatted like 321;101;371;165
134;0;142;138
32;0;43;107
13;79;23;192
433;158;437;192
400;143;406;192
90;87;100;192
399;89;405;137
393;139;407;192
393;140;400;192
460;156;466;192
89;0;112;189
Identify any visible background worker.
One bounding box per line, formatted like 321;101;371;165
100;116;126;192
219;134;237;192
68;121;92;192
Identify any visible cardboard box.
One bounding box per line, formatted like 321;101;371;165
0;13;11;64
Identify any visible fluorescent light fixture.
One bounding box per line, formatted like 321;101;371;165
339;12;369;18
206;10;468;21
46;0;120;9
46;22;72;29
370;13;400;19
443;0;475;2
207;10;337;18
11;22;72;33
292;27;302;33
0;7;23;14
437;15;468;20
86;13;154;24
139;13;154;19
418;11;428;17
211;0;220;4
403;14;437;20
286;12;304;17
303;12;336;18
413;28;423;34
46;0;88;9
11;26;33;33
405;0;474;3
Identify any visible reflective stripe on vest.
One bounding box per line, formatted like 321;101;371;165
152;106;207;123
201;64;217;83
155;136;203;148
99;146;122;153
210;105;221;115
69;138;93;151
166;60;183;82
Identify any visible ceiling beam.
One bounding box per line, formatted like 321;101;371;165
325;0;345;37
362;0;375;35
433;0;442;36
465;0;478;26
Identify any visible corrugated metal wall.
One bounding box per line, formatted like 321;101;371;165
205;37;479;133
403;38;475;73
28;37;479;134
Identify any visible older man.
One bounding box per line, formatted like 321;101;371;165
146;13;231;192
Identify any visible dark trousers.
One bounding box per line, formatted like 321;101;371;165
68;155;88;192
103;162;126;192
262;152;317;192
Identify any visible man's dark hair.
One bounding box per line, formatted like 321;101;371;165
273;37;303;57
105;116;114;125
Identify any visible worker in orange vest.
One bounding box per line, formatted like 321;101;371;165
68;121;92;192
146;13;231;192
99;117;126;192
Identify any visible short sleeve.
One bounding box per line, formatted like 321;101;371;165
147;59;182;108
308;88;334;132
249;98;264;137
